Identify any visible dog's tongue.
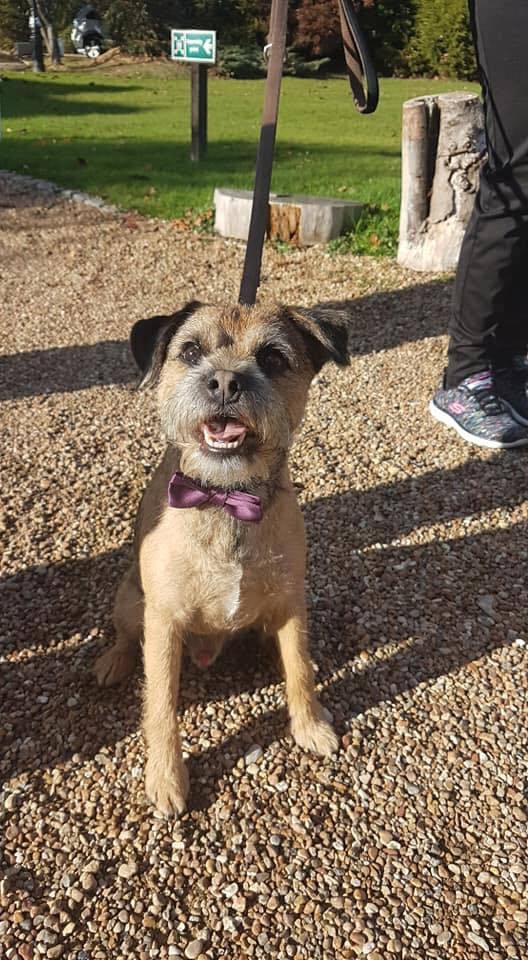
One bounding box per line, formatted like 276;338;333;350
205;417;247;441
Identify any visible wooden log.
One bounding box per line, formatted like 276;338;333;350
398;92;485;272
214;188;363;246
267;200;301;243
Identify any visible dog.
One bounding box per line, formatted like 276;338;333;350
95;301;349;815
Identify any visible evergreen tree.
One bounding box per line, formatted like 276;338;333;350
404;0;476;79
0;0;31;48
293;0;416;74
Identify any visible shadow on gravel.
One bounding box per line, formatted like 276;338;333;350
1;545;139;782
3;451;526;795
0;278;452;402
0;544;279;782
311;275;452;357
0;339;134;400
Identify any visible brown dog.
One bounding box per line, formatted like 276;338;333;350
95;301;348;815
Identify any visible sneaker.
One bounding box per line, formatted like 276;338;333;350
494;356;528;425
429;370;528;448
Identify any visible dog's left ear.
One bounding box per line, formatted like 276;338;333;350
130;301;202;388
285;307;350;373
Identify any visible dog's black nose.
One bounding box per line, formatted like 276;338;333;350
207;370;242;404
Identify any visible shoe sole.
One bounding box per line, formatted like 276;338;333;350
429;399;528;449
501;397;528;426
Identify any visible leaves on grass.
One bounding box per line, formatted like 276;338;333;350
122;214;139;230
171;208;214;234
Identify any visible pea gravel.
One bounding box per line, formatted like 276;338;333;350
1;171;528;960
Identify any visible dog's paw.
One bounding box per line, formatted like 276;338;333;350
94;644;137;687
290;707;339;757
145;759;189;817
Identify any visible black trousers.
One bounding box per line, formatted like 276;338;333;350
446;0;528;388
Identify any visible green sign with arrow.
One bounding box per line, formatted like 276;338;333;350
171;29;216;65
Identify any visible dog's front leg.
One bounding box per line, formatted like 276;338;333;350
275;609;339;757
143;605;189;816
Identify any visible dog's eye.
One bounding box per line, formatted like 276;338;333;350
256;345;289;377
180;341;202;365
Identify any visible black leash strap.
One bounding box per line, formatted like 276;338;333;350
338;0;379;115
239;0;289;306
238;0;379;307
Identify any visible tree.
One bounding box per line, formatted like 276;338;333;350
404;0;476;79
0;0;30;48
293;0;416;74
357;0;417;75
294;0;341;58
36;1;63;65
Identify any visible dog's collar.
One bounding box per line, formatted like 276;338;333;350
168;472;263;523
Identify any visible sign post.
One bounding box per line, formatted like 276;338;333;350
171;29;216;162
191;64;207;162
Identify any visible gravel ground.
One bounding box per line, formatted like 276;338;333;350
1;171;528;960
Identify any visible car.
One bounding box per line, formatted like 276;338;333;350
71;4;105;59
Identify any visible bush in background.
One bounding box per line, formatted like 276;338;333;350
293;0;417;76
217;44;330;80
0;0;30;49
352;0;417;76
403;0;476;79
216;44;264;78
293;0;341;59
0;0;477;82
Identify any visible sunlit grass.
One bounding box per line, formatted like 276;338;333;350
0;69;477;252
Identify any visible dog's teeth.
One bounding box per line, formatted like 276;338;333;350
205;435;244;451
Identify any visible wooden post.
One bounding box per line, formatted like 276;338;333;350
191;64;207;162
398;92;485;272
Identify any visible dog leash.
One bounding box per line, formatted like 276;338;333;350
238;0;379;308
238;0;289;307
338;0;379;115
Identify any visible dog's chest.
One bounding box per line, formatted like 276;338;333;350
190;553;279;633
144;507;288;633
220;566;243;622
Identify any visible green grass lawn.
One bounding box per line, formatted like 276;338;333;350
0;68;478;253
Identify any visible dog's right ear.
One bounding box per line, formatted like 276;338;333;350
130;301;201;388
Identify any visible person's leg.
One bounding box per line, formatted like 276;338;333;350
430;0;528;447
447;0;528;386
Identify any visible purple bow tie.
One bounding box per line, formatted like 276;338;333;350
168;472;263;523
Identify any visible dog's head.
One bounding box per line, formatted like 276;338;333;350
131;301;348;485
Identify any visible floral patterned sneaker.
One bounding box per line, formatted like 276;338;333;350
494;356;528;426
429;370;528;448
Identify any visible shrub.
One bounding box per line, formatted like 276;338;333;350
216;45;265;79
283;50;331;77
293;0;416;76
355;0;417;76
293;0;342;59
0;0;29;49
217;44;330;80
403;0;477;79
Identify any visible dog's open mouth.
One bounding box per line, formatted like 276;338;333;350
202;417;248;453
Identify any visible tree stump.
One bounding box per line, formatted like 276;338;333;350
214;188;363;245
398;92;485;272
